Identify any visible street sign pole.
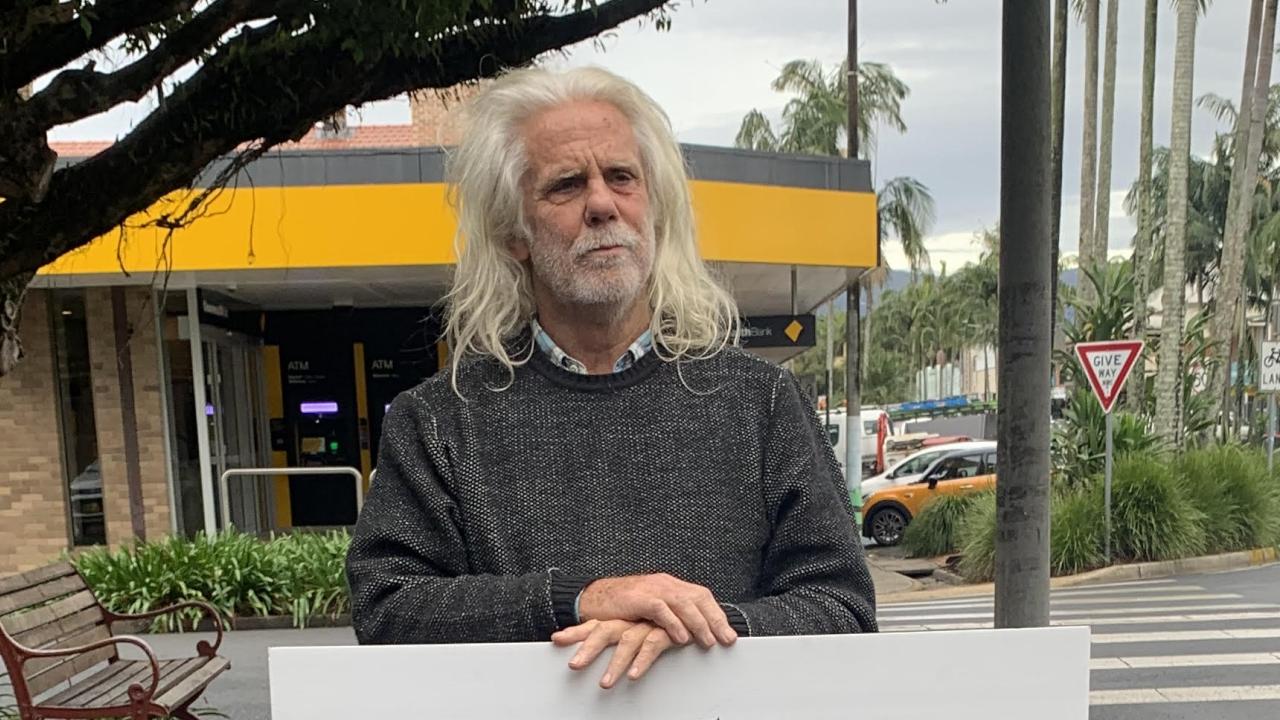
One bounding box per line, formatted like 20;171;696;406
1074;340;1146;565
1104;410;1113;561
1262;341;1280;472
1269;394;1275;474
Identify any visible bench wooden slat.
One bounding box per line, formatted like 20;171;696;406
23;624;113;677
39;660;133;707
4;590;101;638
98;659;191;708
14;606;105;651
147;657;205;702
24;643;117;698
0;562;77;598
0;574;88;616
62;659;169;709
156;657;231;710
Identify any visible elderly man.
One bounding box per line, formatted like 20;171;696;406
346;66;876;689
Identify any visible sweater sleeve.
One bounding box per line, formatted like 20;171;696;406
345;394;582;644
728;369;879;636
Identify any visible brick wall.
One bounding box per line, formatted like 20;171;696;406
0;291;71;574
85;287;172;545
410;83;484;147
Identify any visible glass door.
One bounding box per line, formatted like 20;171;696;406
203;329;272;534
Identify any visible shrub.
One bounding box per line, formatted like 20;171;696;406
1050;484;1106;576
74;529;351;631
903;494;979;558
957;491;998;582
1051;388;1162;484
1178;446;1280;553
1110;454;1206;562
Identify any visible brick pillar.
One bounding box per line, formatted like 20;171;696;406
0;291;71;573
86;287;172;545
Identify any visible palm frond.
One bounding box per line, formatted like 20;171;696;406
734;109;778;152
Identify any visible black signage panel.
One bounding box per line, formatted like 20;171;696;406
738;315;817;348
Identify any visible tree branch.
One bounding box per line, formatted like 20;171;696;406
0;0;670;279
22;0;261;129
0;0;198;93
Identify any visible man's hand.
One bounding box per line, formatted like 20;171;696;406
552;619;678;689
577;574;738;648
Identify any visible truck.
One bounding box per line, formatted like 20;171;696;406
823;408;893;476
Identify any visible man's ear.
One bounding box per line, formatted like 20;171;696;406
508;236;531;263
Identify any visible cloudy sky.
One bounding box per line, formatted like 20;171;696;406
50;0;1255;272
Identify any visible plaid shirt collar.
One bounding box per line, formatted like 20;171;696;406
530;318;654;375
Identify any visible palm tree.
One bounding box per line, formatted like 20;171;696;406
736;60;931;271
1093;0;1120;273
1154;0;1201;447
1049;0;1070;345
736;59;907;160
737;57;935;387
1207;0;1276;439
1051;0;1069;344
1078;0;1101;304
1130;0;1159;412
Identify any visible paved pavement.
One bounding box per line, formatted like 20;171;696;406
878;563;1280;719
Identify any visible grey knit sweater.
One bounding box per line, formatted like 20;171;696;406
345;343;877;644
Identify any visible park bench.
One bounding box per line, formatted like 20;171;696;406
0;561;229;719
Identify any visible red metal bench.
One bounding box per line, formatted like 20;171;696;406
0;561;230;719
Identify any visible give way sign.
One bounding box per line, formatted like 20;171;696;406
1074;340;1145;414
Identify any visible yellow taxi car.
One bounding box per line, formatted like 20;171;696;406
861;447;997;546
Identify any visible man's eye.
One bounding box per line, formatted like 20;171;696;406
549;178;582;194
609;170;636;184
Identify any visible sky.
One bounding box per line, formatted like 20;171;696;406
48;0;1256;273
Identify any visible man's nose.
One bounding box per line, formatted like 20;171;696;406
583;176;620;227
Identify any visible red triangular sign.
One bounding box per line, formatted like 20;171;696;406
1074;340;1145;414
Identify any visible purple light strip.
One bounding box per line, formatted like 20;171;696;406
300;401;339;414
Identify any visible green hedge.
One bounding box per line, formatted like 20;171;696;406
903;493;981;558
73;529;350;631
954;448;1280;583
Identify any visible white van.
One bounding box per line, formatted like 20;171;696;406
823;408;892;475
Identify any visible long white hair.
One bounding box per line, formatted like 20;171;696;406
443;66;739;390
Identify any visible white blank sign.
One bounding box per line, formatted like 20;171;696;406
269;627;1090;719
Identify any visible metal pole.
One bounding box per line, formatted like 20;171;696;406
848;0;859;161
995;0;1053;629
826;298;835;430
1268;394;1275;473
845;281;863;518
1104;410;1114;561
844;0;863;520
186;288;218;539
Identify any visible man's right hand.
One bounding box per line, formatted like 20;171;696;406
576;573;738;648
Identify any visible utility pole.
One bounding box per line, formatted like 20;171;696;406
995;0;1053;628
844;0;864;518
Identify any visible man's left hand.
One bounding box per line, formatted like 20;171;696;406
552;619;677;689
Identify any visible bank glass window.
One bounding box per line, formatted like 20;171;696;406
50;290;105;546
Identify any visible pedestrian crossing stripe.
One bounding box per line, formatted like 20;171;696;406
878;592;1240;612
1090;652;1280;669
881;609;1280;632
1091;629;1280;643
1091;685;1280;705
878;602;1272;621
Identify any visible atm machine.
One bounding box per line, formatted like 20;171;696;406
287;398;361;526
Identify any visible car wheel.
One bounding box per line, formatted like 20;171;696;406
870;507;908;547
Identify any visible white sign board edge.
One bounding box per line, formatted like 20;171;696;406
268;626;1091;720
1261;341;1280;393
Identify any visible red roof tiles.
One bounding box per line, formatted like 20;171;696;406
50;124;423;158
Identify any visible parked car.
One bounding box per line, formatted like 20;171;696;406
859;441;996;500
861;447;998;547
